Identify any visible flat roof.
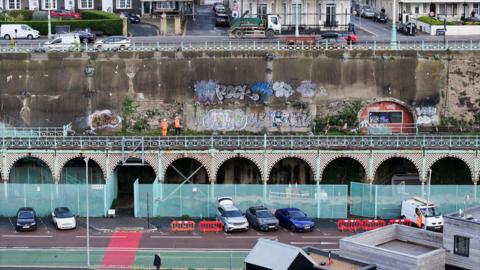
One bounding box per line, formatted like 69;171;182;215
377;240;436;256
447;205;480;224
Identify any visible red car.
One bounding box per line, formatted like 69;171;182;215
50;10;81;19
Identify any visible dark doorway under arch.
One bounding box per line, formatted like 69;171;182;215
60;158;105;184
269;157;314;184
216;157;261;184
374;157;419;185
115;158;157;212
165;158;209;184
431;157;472;185
322;157;366;184
9;157;53;184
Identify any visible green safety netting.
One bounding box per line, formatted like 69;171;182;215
134;182;348;219
350;182;480;219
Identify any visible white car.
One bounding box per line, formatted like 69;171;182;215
94;36;131;50
216;197;249;232
44;35;81;51
1;24;40;40
52;207;76;230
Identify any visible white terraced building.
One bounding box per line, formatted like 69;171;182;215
226;0;351;31
359;0;480;22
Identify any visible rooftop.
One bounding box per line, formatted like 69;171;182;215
447;205;480;224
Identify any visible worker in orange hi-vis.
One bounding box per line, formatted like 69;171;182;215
160;118;169;136
174;116;181;135
415;208;424;229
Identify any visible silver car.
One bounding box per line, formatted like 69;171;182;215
94;36;131;50
361;7;375;18
216;197;249;232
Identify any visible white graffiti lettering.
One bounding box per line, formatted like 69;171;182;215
415;106;438;125
296;81;317;98
272;81;294;98
216;85;260;103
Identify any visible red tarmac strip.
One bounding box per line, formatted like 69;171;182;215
101;232;143;268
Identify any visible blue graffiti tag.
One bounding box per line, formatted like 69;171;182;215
194;80;218;104
250;82;273;97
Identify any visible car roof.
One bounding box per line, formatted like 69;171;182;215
54;207;70;212
18;207;34;211
250;206;268;210
222;205;240;211
278;208;301;212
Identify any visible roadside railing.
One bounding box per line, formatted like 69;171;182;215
1;40;480;53
1;135;480;150
0;124;70;137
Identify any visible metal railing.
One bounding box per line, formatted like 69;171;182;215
0;124;70;137
1;40;480;53
1;135;480;150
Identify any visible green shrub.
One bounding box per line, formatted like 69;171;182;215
0;19;122;35
8;10;33;21
0;12;15;22
80;10;120;20
463;21;480;25
417;16;456;25
32;11;48;21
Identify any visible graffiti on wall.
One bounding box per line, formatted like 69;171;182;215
87;110;122;130
416;106;438;125
194;81;326;104
200;109;311;131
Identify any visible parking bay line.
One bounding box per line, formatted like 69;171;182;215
226;236;277;239
290;241;337;245
2;235;52;238
301;236;344;239
76;235;126;239
150;236;202;239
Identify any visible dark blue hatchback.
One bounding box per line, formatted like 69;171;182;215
275;208;315;232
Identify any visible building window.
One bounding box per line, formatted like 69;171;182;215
291;4;303;25
415;5;419;14
439;4;446;15
454;236;470;257
156;1;175;9
8;0;20;9
423;3;427;14
369;112;403;124
282;3;287;24
116;0;132;9
43;0;57;9
405;3;410;13
453;4;458;16
325;3;335;26
474;3;479;16
257;4;267;19
79;0;94;9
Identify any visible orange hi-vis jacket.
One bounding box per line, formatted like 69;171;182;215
416;215;423;228
174;118;180;128
161;120;168;130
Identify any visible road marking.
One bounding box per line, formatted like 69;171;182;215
12;247;29;249
301;236;343;239
290;241;337;245
226;236;277;239
2;235;52;238
76;235;126;239
150;236;202;239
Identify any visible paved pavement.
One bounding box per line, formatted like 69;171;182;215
186;5;228;36
128;23;158;37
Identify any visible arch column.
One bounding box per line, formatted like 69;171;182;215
2;150;7;182
157;151;164;183
209;150;216;183
53;154;60;183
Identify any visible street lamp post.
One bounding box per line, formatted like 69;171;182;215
47;3;52;40
391;0;398;49
84;158;90;268
425;168;432;231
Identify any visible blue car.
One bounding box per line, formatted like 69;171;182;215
275;208;315;232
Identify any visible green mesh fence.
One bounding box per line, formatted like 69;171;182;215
134;183;348;219
350;182;480;219
0;180;116;217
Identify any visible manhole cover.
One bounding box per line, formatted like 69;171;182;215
115;227;144;232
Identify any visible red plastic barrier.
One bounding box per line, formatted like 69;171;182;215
170;220;196;232
199;220;224;233
388;219;412;226
362;219;386;231
337;219;362;232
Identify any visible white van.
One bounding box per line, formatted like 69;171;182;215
1;24;40;40
44;35;81;50
401;196;443;231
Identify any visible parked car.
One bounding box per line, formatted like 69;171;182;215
122;12;141;24
216;197;249;232
214;4;226;14
15;207;37;231
321;32;357;44
94;36;131;50
1;24;40;40
275;208;315;232
213;2;224;11
52;207;76;230
361;7;375;18
398;22;416;35
50;10;81;19
319;37;347;48
245;206;279;231
215;12;230;26
44;35;81;50
373;11;388;23
71;30;96;44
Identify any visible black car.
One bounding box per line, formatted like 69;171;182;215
122;12;141;24
320;31;339;39
373;12;387;23
215;13;230;27
398;22;416;35
71;30;96;43
15;207;37;231
464;16;480;22
245;206;279;231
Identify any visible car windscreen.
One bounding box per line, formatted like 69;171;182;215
224;210;243;218
18;211;34;219
256;210;273;218
289;211;306;219
55;209;73;218
420;207;441;217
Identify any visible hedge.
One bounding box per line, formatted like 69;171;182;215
417;16;456;25
80;10;120;20
7;10;33;21
0;19;122;35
